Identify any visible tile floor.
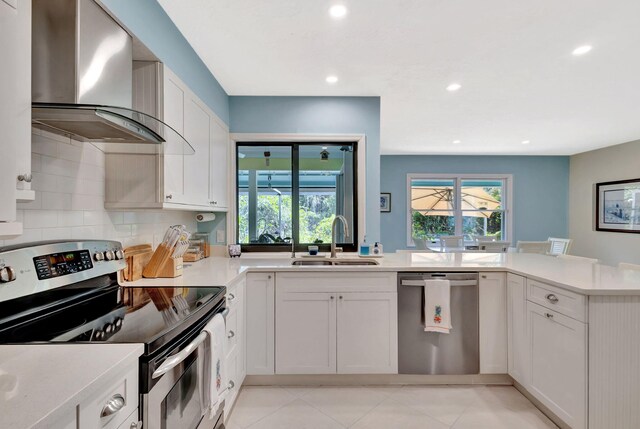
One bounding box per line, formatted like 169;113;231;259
226;385;558;429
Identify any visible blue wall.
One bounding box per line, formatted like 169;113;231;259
101;0;230;124
230;96;382;241
380;155;570;252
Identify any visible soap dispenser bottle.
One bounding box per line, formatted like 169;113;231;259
373;242;383;256
359;236;370;256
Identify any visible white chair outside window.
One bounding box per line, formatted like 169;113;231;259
439;235;464;251
618;262;640;271
516;241;551;254
557;254;599;264
548;237;572;255
479;241;510;253
409;237;435;252
473;235;497;243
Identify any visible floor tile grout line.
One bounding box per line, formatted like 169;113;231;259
296;385;379;428
237;386;299;429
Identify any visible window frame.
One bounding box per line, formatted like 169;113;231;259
406;173;513;247
236;141;359;252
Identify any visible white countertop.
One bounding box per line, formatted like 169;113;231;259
122;252;640;295
0;343;143;429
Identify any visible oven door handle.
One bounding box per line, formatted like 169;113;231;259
152;308;229;379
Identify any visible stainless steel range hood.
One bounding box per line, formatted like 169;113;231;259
31;0;191;154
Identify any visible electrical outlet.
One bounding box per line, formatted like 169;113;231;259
216;230;226;243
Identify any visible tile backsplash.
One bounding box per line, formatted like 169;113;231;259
1;129;197;247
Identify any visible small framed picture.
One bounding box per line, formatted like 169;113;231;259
380;193;391;212
596;178;640;233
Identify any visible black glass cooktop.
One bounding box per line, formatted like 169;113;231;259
0;274;225;356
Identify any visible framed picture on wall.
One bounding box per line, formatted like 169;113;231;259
380;193;391;212
596;178;640;233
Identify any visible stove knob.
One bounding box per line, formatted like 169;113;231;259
114;317;123;330
0;266;16;283
103;323;114;335
94;252;104;262
104;251;115;261
94;330;104;340
115;250;124;260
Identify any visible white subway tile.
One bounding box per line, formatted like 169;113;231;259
57;141;83;163
106;211;124;225
71;194;103;211
123;211;160;225
71;225;102;240
131;224;155;236
42;192;72;210
31;172;59;192
32;134;59;157
58;211;84;227
15;210;24;223
41;227;73;240
24;210;58;229
81;145;105;167
40;156;80;178
3;228;43;245
114;224;132;238
31;154;42;173
83;210;108;226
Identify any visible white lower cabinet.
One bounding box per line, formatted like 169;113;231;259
276;292;337;374
246;272;275;375
479;272;507;374
507;273;528;385
225;276;246;416
527;301;587;429
275;272;398;375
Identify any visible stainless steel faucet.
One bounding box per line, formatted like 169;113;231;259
331;215;350;258
291;238;296;258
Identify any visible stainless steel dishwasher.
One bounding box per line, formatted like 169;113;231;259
397;272;479;374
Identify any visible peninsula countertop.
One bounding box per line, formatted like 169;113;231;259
121;252;640;295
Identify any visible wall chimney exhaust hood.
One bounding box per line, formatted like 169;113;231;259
31;0;193;155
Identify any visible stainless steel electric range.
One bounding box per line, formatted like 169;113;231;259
0;240;227;429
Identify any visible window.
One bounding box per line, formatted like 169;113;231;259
408;174;511;245
237;142;357;251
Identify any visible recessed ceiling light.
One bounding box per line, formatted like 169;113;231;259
521;140;531;145
329;4;348;19
446;83;462;92
572;45;592;56
452;140;461;144
326;75;338;84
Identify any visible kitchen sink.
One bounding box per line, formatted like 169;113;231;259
291;258;379;266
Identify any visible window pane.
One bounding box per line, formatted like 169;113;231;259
411;210;455;240
462;211;504;240
411;179;456;212
298;144;355;245
237;145;292;244
460;179;503;211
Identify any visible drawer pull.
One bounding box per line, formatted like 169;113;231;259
545;293;559;303
100;393;126;418
228;330;235;339
228;293;235;301
545;312;554;319
228;380;235;390
130;421;143;429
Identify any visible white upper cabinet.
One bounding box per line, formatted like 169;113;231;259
0;0;31;235
105;62;228;211
209;115;229;210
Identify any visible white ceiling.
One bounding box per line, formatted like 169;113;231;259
158;0;640;155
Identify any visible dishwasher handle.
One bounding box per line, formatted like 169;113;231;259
400;279;478;287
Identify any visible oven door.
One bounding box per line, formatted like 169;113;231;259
143;309;227;429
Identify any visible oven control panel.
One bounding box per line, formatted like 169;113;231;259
33;250;93;280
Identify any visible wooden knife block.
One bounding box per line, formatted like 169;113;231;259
157;257;184;278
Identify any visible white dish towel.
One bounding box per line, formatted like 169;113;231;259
202;313;228;418
423;279;452;334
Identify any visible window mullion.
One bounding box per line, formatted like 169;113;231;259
291;144;300;246
455;177;463;236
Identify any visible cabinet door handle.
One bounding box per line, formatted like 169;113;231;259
545;312;554;319
130;421;143;429
330;296;334;300
267;275;272;279
481;275;487;279
339;295;343;300
228;330;235;339
100;393;126;418
228;380;235;390
228;293;235;301
545;294;559;303
17;173;32;183
165;194;173;200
